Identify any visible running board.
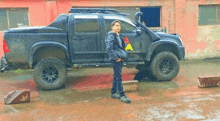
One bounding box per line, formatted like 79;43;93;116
72;61;145;68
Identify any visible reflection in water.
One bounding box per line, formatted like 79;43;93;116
133;70;157;82
4;105;19;113
37;88;111;105
3;60;220;120
0;68;178;106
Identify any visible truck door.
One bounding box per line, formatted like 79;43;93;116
103;16;145;63
69;14;102;63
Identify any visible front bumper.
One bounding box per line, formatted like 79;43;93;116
179;46;185;61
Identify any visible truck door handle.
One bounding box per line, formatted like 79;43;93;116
73;36;84;40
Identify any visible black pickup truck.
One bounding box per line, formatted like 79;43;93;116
1;8;185;90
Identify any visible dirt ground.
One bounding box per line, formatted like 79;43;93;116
1;59;220;121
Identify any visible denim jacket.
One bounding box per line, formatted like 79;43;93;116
105;31;127;61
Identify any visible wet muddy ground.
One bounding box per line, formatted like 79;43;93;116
1;59;220;120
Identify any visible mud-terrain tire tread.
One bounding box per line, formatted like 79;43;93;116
150;51;180;81
33;57;67;90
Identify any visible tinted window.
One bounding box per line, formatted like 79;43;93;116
0;8;29;31
105;19;136;33
199;6;216;25
218;6;220;24
0;9;8;31
75;19;99;33
8;8;29;29
140;7;161;27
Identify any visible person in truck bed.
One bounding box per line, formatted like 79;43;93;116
105;20;131;103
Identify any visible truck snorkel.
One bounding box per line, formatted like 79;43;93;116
135;12;143;27
134;12;160;41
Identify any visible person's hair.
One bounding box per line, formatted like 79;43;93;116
111;20;121;27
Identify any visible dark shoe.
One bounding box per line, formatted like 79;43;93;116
120;96;131;103
111;93;120;99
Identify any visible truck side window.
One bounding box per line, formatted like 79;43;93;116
105;19;136;33
74;19;99;33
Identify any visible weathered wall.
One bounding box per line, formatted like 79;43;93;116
186;0;220;59
195;25;220;59
184;0;200;59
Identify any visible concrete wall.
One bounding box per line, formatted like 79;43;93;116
190;0;220;59
0;0;220;60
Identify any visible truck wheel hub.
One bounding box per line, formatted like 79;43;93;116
41;66;59;84
159;60;174;74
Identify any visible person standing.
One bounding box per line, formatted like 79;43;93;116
105;20;131;103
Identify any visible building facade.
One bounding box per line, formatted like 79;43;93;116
0;0;220;60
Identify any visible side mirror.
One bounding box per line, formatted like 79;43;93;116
136;28;142;35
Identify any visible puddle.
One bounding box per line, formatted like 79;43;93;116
1;59;220;120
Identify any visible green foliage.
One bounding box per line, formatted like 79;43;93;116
14;69;23;73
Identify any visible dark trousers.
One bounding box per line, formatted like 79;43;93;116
110;60;125;97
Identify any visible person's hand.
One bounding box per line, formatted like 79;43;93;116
116;58;121;62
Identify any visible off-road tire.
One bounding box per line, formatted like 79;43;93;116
150;51;180;81
33;57;67;90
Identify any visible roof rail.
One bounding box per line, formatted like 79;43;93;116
68;7;129;16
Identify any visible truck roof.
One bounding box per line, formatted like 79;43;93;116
68;7;129;16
